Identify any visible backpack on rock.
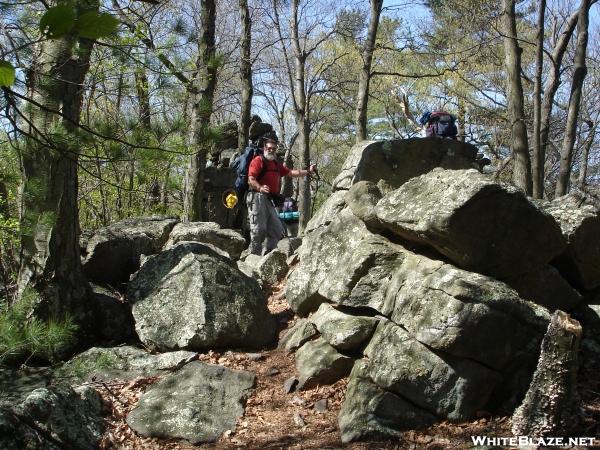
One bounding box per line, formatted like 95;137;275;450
420;111;458;139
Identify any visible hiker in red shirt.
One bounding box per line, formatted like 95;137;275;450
246;131;315;255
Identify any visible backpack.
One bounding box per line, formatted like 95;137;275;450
231;144;267;200
425;111;458;139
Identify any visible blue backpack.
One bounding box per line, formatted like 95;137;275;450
424;111;458;139
231;145;267;201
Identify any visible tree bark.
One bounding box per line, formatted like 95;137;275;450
578;121;596;188
531;0;546;199
290;0;311;233
502;0;532;194
238;0;252;152
555;0;590;197
18;0;97;338
355;0;383;143
183;0;218;221
511;311;582;437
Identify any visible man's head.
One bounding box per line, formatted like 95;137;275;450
259;131;279;161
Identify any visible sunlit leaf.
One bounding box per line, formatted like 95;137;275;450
39;4;76;38
0;60;15;87
76;11;119;39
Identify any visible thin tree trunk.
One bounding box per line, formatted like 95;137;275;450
18;0;97;340
532;0;546;199
502;0;532;194
457;99;466;142
555;0;590;197
578;121;596;188
183;0;218;222
290;0;311;232
355;0;383;143
135;66;152;131
238;0;252;152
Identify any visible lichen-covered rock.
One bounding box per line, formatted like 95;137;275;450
338;360;437;443
128;242;275;351
503;265;581;311
63;346;197;381
304;190;347;235
310;303;378;351
257;249;289;285
278;319;318;352
13;384;105;449
83;216;179;285
295;337;354;389
287;209;406;316
364;320;501;421
345;181;383;228
165;222;246;260
388;252;550;370
375;169;565;278
276;237;303;257
127;361;255;444
332;138;478;191
537;194;600;290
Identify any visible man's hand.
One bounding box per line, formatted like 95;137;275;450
259;184;270;193
308;164;317;174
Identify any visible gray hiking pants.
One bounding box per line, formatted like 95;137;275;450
246;191;285;256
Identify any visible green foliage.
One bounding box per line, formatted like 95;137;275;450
0;290;78;366
39;4;76;38
76;11;120;39
0;60;16;87
39;3;118;40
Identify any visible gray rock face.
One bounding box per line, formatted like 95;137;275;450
311;303;378;351
278;319;318;352
295;337;354;389
387;253;550;370
345;181;383;228
3;384;105;450
83;216;179;285
165;222;246;260
128;242;276;351
304;190;347;235
338;360;437;443
257;249;289;285
538;194;600;290
332;138;478;191
287;209;406;316
90;283;136;344
276;237;303;257
63;346;198;381
503;265;581;311
127;361;255;444
364;320;501;421
376;169;565;278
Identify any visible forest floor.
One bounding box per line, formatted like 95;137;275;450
95;281;600;450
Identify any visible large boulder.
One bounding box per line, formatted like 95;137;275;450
375;169;565;278
295;337;354;389
128;242;276;351
332;138;478;191
90;283;136;344
278;319;318;352
0;384;105;450
387;252;550;370
165;222;246;259
345;181;383;228
83;216;179;286
338;360;437;443
363;319;502;421
127;361;255;444
286;209;406;316
304;190;347;235
537;194;600;290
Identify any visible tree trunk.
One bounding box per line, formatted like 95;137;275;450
355;0;383;143
502;0;532;195
134;65;152;131
290;0;311;232
555;0;590;197
539;9;580;197
183;0;218;222
531;0;546;199
18;0;97;339
238;0;252;152
578;121;596;188
511;311;582;437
